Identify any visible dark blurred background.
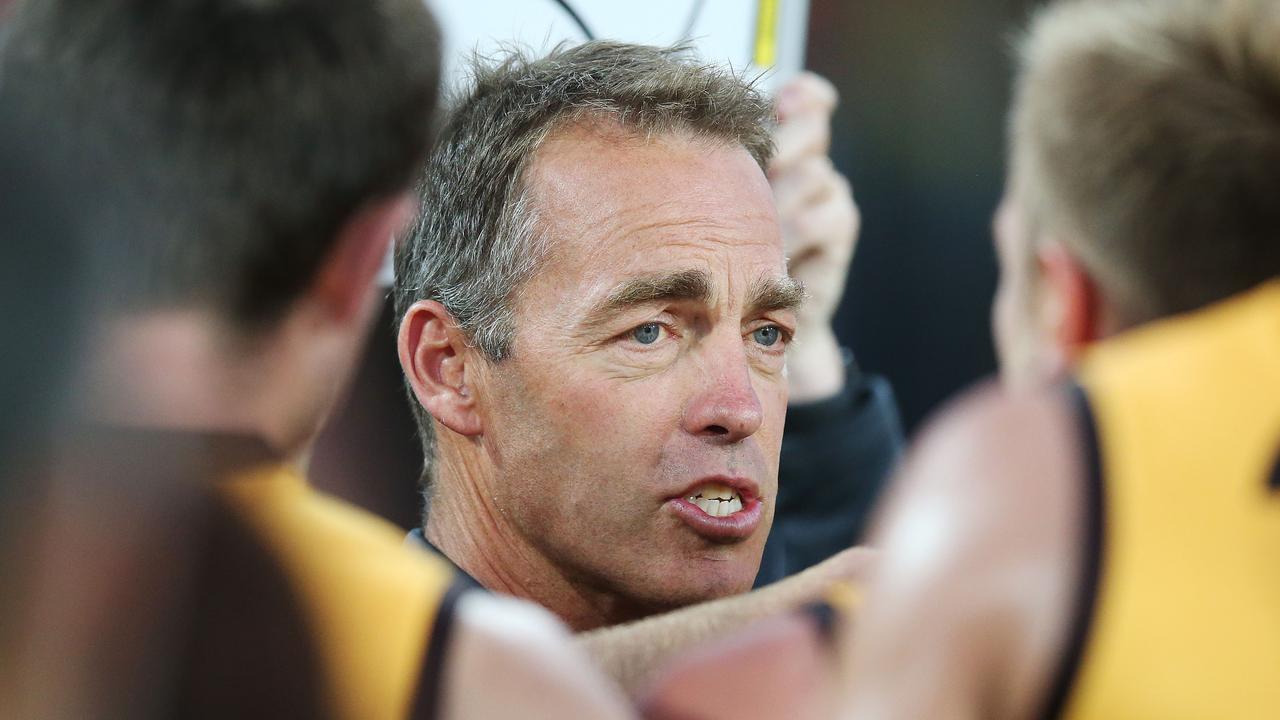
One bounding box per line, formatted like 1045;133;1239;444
813;0;1034;433
313;0;1040;529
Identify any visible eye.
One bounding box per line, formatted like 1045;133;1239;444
752;325;782;347
632;322;663;345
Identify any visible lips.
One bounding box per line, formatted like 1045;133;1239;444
666;476;764;542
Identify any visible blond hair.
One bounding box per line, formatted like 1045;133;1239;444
1012;0;1280;325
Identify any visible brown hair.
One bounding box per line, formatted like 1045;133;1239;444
2;0;441;330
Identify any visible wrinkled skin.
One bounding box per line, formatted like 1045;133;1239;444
467;119;795;615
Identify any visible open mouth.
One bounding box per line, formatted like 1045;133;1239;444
685;482;745;517
668;477;763;541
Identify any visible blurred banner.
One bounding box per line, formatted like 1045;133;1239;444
430;0;810;93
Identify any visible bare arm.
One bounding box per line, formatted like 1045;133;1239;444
578;546;874;697
641;611;842;720
842;385;1086;720
444;593;635;720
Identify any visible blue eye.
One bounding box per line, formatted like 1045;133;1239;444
632;322;662;345
753;326;781;347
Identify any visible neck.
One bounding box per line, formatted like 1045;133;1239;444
84;310;305;456
425;440;653;632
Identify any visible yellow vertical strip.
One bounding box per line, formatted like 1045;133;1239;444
754;0;780;68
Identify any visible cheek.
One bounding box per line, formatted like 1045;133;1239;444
993;272;1061;389
993;280;1019;361
754;377;789;477
762;380;788;436
496;373;693;561
994;280;1035;373
487;368;675;498
560;376;685;482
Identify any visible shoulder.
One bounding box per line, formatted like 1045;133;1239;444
247;480;458;632
218;470;462;718
844;382;1090;719
874;381;1088;604
224;468;450;589
442;593;633;719
868;383;1085;553
906;382;1080;492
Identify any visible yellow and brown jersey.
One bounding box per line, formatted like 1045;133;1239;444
1050;280;1280;719
219;460;464;720
59;428;466;719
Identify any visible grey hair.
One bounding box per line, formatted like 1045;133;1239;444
393;41;776;488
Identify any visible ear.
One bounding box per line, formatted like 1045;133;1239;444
397;299;484;437
1037;241;1103;369
312;192;418;324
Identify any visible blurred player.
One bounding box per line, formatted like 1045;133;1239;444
0;1;632;717
845;0;1280;717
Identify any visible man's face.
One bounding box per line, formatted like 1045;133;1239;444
472;122;794;612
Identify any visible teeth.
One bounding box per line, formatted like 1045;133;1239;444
689;495;742;517
700;483;735;500
686;483;746;517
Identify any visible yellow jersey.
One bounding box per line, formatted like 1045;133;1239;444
1058;280;1280;719
219;459;461;720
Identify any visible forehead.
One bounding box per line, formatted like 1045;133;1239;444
522;119;783;292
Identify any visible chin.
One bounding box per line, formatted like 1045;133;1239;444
643;553;761;607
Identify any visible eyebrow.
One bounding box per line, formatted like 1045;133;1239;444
584;269;714;325
745;274;806;315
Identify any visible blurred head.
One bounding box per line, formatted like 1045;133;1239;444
395;43;792;614
995;0;1280;387
0;0;440;448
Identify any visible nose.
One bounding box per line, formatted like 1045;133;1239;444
683;342;764;443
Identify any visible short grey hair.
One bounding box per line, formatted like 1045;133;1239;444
393;41;776;487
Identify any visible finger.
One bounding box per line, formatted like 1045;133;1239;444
776;72;839;122
772;155;836;220
769;113;831;173
788;183;860;260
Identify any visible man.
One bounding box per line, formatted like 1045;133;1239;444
842;0;1280;717
395;41;877;689
308;66;901;580
0;1;631;717
312;67;901;576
